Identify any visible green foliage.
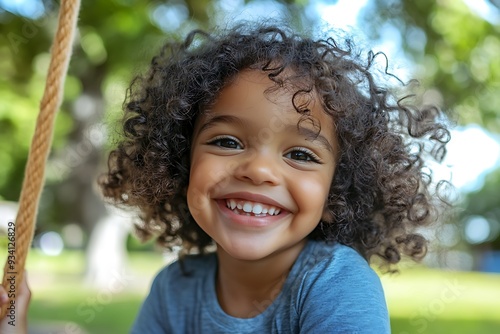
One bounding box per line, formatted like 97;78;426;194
361;0;500;132
0;49;73;199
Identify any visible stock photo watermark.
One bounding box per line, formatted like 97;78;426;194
3;10;57;55
76;269;133;323
5;222;18;327
399;278;466;334
41;269;134;334
47;122;107;181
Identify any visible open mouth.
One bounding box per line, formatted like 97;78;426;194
224;199;282;217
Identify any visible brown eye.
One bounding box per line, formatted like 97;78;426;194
285;148;321;163
208;136;242;149
288;151;311;161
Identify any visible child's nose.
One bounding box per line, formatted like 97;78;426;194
233;149;280;186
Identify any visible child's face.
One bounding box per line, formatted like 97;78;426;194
187;70;338;261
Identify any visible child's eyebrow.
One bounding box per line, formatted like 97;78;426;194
197;114;245;134
287;124;334;153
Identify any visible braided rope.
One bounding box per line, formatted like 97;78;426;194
1;0;80;318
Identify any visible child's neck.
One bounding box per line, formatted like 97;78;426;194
215;240;307;318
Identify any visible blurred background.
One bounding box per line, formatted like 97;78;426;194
1;0;500;333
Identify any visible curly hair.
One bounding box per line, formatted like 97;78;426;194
99;22;450;267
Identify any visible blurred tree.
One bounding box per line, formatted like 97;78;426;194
359;0;500;252
360;0;500;132
1;0;168;286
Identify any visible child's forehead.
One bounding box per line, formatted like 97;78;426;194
197;69;335;136
215;69;316;108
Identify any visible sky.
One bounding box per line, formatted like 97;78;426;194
0;0;44;18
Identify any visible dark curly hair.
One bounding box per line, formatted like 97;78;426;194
99;22;451;267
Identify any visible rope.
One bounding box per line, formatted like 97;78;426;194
1;0;80;318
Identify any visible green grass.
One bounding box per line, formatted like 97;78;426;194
381;266;500;333
7;250;500;333
21;249;165;333
29;292;141;333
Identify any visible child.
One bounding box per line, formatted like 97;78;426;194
99;22;450;333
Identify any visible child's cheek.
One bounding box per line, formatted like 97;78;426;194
187;154;236;215
294;175;333;215
186;186;207;218
208;159;240;193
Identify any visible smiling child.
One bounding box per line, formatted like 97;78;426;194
98;22;450;333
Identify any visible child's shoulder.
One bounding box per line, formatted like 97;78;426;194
302;240;371;270
155;252;217;283
285;243;389;332
296;240;381;290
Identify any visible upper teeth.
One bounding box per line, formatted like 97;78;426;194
225;199;281;215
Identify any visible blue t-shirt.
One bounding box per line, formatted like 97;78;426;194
131;240;390;333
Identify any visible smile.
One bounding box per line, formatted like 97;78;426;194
225;199;282;217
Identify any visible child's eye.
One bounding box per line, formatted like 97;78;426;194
207;136;243;149
285;148;321;163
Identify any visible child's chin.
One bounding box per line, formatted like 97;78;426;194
218;242;272;261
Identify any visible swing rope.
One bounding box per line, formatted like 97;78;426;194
1;0;80;318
